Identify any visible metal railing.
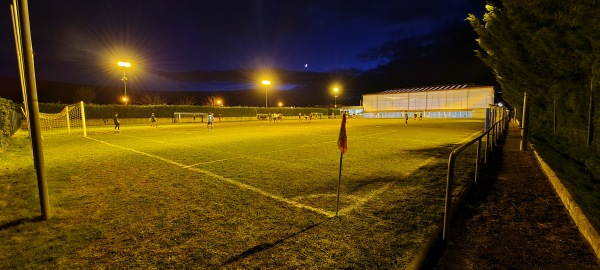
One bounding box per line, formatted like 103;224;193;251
443;107;509;241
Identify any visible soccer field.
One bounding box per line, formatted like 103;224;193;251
1;117;485;268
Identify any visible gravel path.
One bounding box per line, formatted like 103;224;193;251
434;123;599;269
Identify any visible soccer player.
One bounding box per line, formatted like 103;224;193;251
150;113;157;127
114;112;120;131
405;111;409;125
207;113;214;130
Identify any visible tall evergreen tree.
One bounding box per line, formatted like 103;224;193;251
468;0;599;149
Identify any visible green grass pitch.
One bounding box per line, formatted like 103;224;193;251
0;117;485;268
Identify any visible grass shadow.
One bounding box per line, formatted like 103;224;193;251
0;216;44;230
388;143;459;160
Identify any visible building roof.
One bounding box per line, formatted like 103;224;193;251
375;83;476;95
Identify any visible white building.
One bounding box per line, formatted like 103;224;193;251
362;84;494;118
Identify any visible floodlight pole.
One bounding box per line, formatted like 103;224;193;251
334;87;339;108
262;80;271;107
10;1;30;138
122;71;128;105
17;0;51;220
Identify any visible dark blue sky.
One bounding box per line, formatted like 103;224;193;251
0;0;486;92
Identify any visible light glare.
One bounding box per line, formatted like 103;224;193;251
118;61;131;68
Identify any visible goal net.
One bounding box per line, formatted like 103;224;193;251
38;101;87;136
172;112;206;123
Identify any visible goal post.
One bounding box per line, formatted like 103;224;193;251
38;101;87;137
172;112;206;123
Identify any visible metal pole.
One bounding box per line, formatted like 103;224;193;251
588;74;594;148
11;2;31;137
484;131;489;164
335;152;344;216
122;71;127;105
475;138;482;184
520;92;529;151
443;154;455;241
18;0;50;220
553;95;557;133
588;40;595;147
65;105;71;134
80;101;87;137
265;88;268;108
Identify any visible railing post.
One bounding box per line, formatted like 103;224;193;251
443;153;456;241
485;131;490;163
475;138;482;184
494;122;498;145
520;92;529;151
490;124;495;151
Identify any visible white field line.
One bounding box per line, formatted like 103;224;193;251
338;183;393;215
119;133;334;173
104;128;482;216
86;137;336;218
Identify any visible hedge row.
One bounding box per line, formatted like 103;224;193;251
38;103;334;119
0;97;18;148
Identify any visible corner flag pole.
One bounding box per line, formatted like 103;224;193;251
336;113;348;216
336;151;343;215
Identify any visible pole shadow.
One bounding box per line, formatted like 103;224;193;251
223;217;333;266
0;216;44;230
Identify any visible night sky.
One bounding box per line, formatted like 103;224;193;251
0;0;491;103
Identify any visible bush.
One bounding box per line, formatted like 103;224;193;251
38;103;331;119
0;97;18;148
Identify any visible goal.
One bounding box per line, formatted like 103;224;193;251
38;101;87;136
172;112;206;123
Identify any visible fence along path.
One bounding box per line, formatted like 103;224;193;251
434;122;600;269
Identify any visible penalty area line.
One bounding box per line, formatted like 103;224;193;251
86;137;335;218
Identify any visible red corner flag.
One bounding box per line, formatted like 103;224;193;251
337;113;348;154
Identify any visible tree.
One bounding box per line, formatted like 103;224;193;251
73;87;96;103
468;0;600;175
138;93;167;105
176;94;197;105
203;95;220;107
468;1;599;137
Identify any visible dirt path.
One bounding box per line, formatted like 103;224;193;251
434;122;599;269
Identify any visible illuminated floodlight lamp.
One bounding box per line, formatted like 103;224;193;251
117;61;131;68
